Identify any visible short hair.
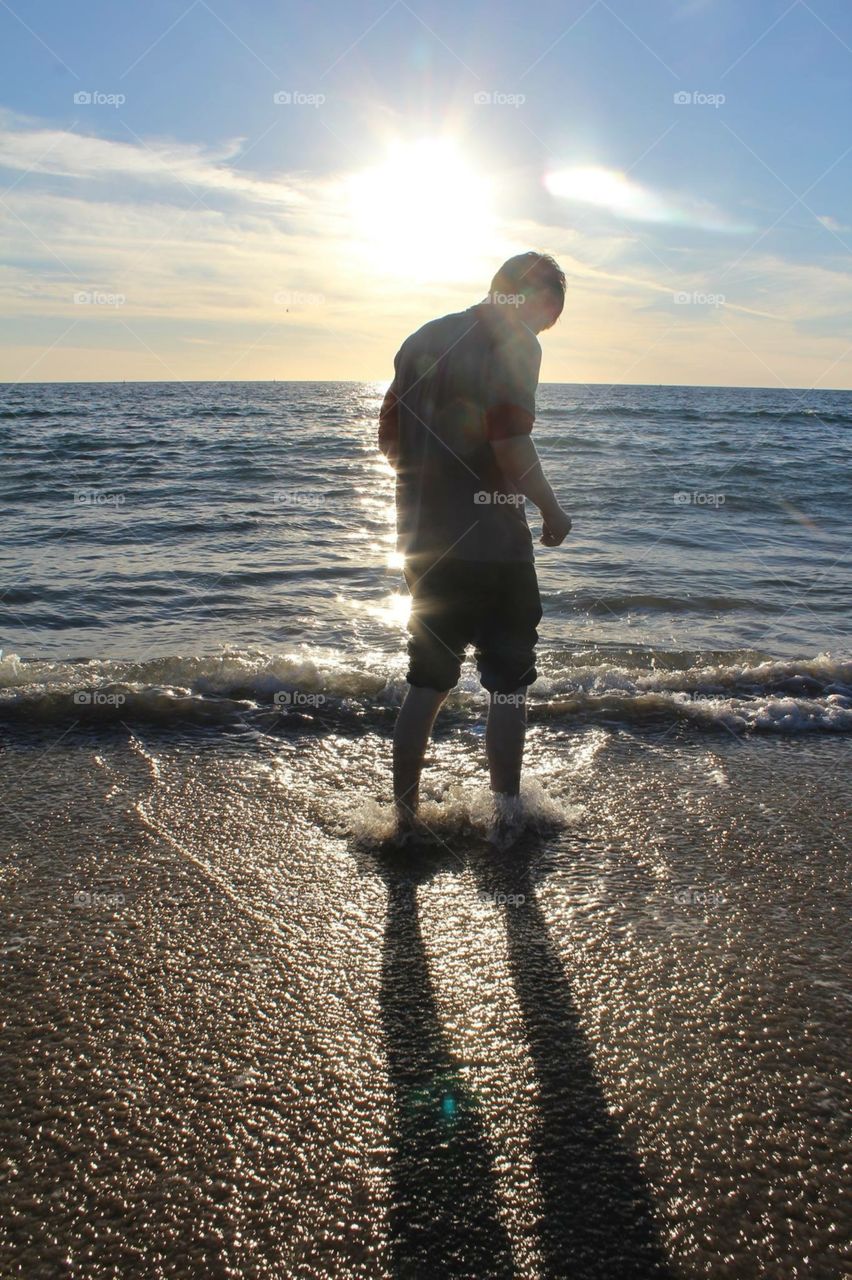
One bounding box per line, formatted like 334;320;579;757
489;252;566;322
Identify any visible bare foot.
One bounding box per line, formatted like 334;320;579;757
391;806;427;848
489;792;526;850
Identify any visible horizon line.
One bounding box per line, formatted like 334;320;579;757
3;379;851;394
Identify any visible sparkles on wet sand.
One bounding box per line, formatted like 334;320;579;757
1;713;848;1278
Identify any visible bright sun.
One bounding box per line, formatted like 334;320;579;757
346;137;497;282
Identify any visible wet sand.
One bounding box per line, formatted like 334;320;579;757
1;722;849;1278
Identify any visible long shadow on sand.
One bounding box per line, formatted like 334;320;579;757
369;837;672;1279
379;852;515;1278
471;842;671;1279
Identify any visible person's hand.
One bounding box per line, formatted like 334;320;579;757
540;506;572;546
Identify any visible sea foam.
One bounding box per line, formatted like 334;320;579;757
0;647;849;732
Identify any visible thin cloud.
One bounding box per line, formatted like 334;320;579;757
0;111;304;206
1;113;850;385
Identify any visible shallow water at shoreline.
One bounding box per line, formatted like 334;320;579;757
1;721;848;1278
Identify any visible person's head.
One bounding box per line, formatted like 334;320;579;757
488;252;566;333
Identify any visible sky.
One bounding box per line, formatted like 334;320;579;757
0;0;851;386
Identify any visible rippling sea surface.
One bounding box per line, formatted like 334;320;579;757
1;381;849;1279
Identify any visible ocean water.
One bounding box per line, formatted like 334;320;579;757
1;381;850;1279
0;379;850;731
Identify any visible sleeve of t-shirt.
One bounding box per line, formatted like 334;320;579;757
484;332;542;441
378;346;403;456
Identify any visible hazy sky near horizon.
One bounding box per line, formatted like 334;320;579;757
1;0;851;387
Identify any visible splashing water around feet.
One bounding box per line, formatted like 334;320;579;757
348;780;580;851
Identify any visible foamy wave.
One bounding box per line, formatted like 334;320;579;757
348;780;579;850
533;652;852;732
535;688;852;732
0;648;400;725
0;647;849;733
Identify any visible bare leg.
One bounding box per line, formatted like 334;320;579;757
486;688;527;797
393;685;448;825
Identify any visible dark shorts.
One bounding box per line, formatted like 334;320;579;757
404;558;542;694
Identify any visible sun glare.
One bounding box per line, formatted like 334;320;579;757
346;137;497;281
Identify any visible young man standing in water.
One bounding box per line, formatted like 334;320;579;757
379;252;572;835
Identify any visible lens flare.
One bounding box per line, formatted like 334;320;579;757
545;164;751;232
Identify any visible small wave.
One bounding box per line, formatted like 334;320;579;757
170;407;274;420
560;591;774;616
534;688;852;732
555;405;654;420
542;404;852;427
0;407;81;419
0;647;849;734
533;651;852;732
347;780;579;850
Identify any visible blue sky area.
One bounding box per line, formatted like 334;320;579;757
1;0;850;384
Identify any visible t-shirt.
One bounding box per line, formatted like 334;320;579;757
379;303;542;566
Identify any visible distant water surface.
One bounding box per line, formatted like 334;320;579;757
0;380;849;731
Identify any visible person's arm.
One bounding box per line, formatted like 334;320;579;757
484;328;571;545
378;381;399;469
491;431;572;545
